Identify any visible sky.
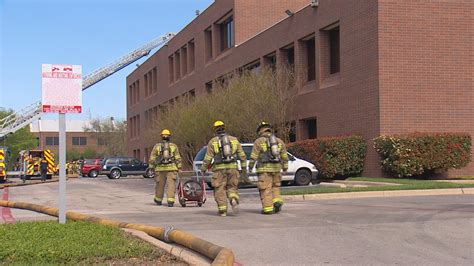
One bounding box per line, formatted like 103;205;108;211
0;0;213;121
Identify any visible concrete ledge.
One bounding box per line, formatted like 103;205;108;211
462;187;474;194
123;228;211;266
283;188;470;201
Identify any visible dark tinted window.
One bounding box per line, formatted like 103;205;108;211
83;159;95;165
105;158;118;165
119;158;131;164
242;146;252;160
194;147;207;161
131;159;141;165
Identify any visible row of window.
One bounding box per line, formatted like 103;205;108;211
129;115;140;138
129;80;140;106
169;40;196;84
144;67;158;98
44;136;95;146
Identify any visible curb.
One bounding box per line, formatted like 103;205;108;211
282;188;472;201
0;199;234;266
0;179;59;189
123;228;211;266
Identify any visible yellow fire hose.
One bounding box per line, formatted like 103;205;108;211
0;199;234;266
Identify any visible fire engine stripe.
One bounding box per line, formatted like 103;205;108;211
44;153;53;161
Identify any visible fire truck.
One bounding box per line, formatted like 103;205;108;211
0;147;7;183
18;149;55;180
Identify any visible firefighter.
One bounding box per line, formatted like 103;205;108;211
40;155;48;182
249;122;289;215
149;129;182;207
201;121;247;217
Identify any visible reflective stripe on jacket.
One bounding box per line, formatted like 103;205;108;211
149;142;182;172
249;134;289;173
201;135;247;171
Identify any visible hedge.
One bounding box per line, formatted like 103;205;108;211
287;136;366;179
373;133;471;177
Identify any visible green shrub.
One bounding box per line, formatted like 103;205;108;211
373;133;471;177
287;136;367;179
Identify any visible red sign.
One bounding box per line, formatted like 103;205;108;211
42;64;82;113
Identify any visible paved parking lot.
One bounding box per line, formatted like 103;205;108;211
2;176;474;265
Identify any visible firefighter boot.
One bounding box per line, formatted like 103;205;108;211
168;202;174;207
273;202;283;213
154;198;162;205
230;197;239;215
218;210;227;217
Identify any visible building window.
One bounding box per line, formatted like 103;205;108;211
264;52;276;71
305;118;317;139
188;40;195;71
181;46;188;76
152;67;157;93
168;56;174;83
329;26;340;74
175;51;181;80
241;60;261;74
144;73;148;97
206;81;213;93
97;137;107;146
305;37;316;81
204;27;213;61
45;137;59;146
220;17;234;51
288;121;296;142
72;137;87;146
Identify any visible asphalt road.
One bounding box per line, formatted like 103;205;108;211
3;176;474;265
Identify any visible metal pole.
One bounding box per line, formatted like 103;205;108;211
58;113;66;224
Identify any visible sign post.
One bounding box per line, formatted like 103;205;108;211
42;64;82;224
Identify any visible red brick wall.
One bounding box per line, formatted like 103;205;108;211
234;0;309;45
378;0;474;176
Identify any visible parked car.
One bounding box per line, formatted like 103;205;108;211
193;143;318;186
81;158;103;178
101;157;154;179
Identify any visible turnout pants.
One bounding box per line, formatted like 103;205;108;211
212;169;240;213
154;171;177;203
257;172;283;213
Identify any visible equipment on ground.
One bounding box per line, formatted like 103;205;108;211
177;171;207;207
0;33;175;139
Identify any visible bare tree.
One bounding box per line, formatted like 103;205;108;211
84;117;127;156
147;67;295;167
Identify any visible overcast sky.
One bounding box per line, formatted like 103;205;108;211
0;0;213;121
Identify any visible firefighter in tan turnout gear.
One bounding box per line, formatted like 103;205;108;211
201;121;247;217
149;129;182;207
249;122;289;215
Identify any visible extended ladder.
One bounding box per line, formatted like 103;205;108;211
0;33;174;139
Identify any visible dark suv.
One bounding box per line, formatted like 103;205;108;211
101;157;154;179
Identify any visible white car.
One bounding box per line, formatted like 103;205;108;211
193;143;318;186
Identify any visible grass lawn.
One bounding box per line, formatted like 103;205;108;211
281;177;474;195
0;221;185;265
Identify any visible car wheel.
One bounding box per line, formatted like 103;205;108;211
110;169;121;179
294;169;311;186
88;170;99;178
143;168;154;178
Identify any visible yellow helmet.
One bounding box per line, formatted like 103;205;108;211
161;129;171;137
213;120;225;128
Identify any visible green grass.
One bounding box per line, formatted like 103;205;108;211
0;221;176;264
281;177;474;195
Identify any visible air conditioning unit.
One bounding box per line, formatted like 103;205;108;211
311;0;319;7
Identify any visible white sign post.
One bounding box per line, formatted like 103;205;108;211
42;64;82;224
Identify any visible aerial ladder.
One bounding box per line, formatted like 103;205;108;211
0;33;174;139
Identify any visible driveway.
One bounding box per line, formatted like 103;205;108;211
2;177;473;265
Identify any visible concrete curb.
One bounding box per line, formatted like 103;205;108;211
282;188;472;201
123;228;211;266
0;200;234;266
0;179;59;189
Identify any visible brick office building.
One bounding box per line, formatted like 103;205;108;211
126;0;473;177
29;120;106;157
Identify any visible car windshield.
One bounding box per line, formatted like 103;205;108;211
194;147;207;161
